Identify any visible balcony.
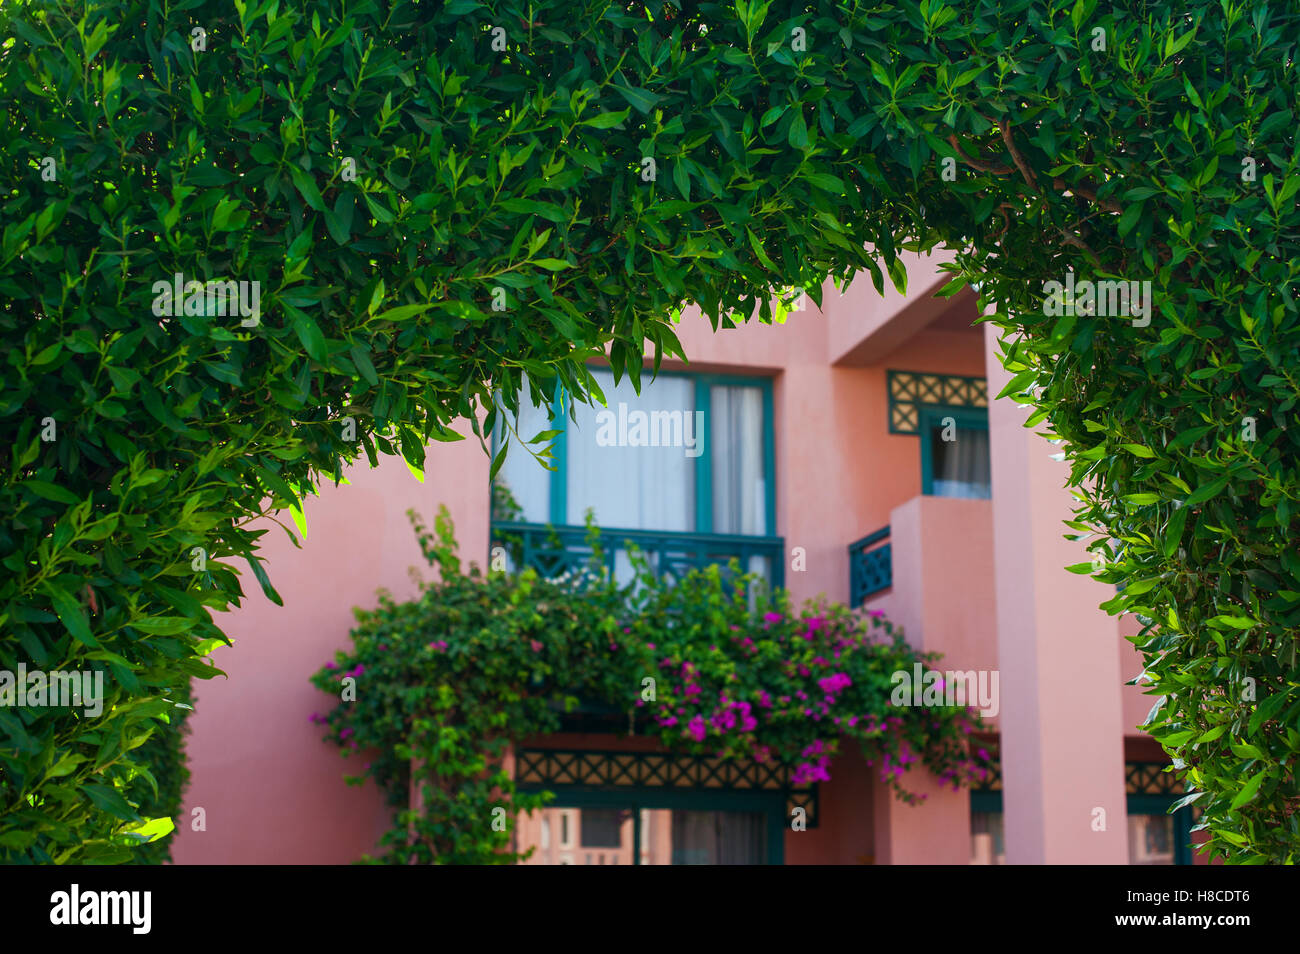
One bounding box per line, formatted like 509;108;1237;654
847;497;997;706
848;526;892;605
490;521;785;591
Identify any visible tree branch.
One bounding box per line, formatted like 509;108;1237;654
947;133;1014;176
1000;121;1040;192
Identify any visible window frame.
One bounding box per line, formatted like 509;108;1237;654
1127;794;1196;867
497;367;777;536
917;404;991;498
523;788;786;865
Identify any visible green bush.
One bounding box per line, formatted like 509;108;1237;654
309;507;988;863
2;0;1295;862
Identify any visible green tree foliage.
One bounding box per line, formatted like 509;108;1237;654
309;507;987;863
1;0;1295;862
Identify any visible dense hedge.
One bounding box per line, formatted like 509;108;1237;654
1;0;1296;862
310;508;988;863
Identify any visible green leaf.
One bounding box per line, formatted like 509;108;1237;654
249;556;283;607
1229;771;1266;810
489;439;509;481
1122;493;1162;505
1162;505;1189;557
83;783;142;823
373;304;437;323
580;109;630;128
1209;615;1257;630
211;197;241;231
288;165;326;212
48;585;99;647
350;345;379;386
1185;476;1230;505
287;306;328;361
325;192;355;246
787;108;808;148
746;228;776;270
613;84;660;114
23;479;80;505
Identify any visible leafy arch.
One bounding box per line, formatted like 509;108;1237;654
1;0;1295;862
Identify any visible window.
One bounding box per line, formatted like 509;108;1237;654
919;406;991;499
1127;797;1196;865
670;810;768;865
579;809;626;848
970;810;1005;865
494;368;775;535
1127;814;1173;864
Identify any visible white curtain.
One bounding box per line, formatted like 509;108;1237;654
710;385;768;580
495;385;554;523
495;373;771;584
932;426;992;498
566;369;695;532
710;386;766;535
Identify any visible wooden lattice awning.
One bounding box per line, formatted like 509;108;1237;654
515;748;819;827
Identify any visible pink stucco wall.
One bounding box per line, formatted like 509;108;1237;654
173;425;489;864
870;496;999;726
983;319;1129;864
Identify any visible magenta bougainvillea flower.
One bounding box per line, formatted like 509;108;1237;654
686;715;707;742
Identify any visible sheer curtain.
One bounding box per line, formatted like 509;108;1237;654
670;810;767;865
566;369;695;531
496;373;771;556
495;386;554;523
710;385;768;580
710;385;767;535
931;425;992;498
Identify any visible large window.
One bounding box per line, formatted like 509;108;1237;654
494;367;775;536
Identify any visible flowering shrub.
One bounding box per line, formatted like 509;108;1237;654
310;507;988;863
628;566;986;802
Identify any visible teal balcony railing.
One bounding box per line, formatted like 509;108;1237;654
848;526;891;605
490;521;785;591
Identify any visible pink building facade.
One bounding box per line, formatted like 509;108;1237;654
174;254;1199;865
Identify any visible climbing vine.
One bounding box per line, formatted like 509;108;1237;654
309;507;988;863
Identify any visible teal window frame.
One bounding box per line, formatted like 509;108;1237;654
917;404;990;497
498;368;777;536
1127;794;1196;867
